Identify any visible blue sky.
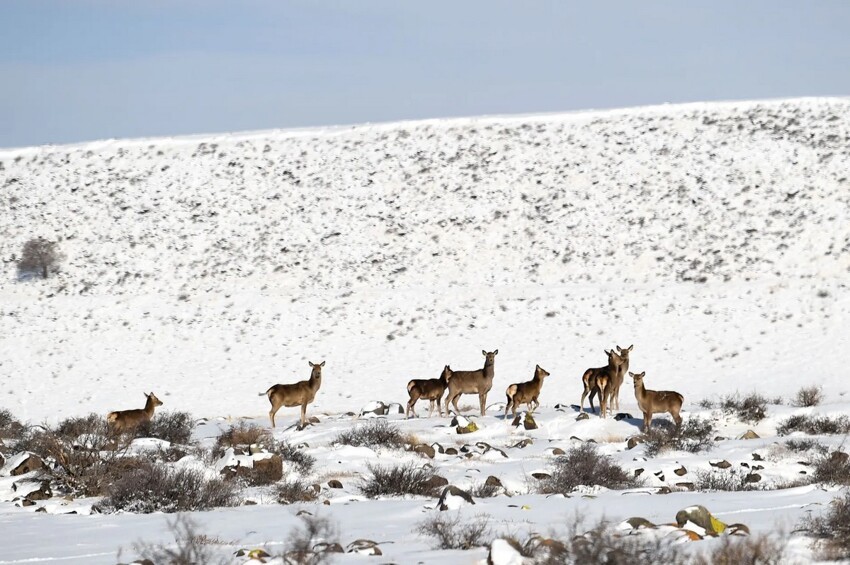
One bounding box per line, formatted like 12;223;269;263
2;1;849;148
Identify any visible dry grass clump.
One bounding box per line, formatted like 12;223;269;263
777;414;850;436
721;392;769;424
642;416;715;457
134;411;195;445
792;385;824;408
215;421;271;452
801;490;850;560
416;512;492;550
276;479;319;504
537;443;639;495
360;462;440;498
332;419;412;450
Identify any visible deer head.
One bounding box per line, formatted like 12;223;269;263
308;361;325;380
146;392;164;408
482;350;498;364
535;365;550;379
616;344;633;360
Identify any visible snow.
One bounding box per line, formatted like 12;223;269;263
0;97;849;562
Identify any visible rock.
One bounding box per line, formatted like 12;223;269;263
552;447;565;455
653;470;665;482
745;473;762;483
511;412;538;430
728;523;751;536
346;539;382;555
456;421;479;435
0;452;4;468
710;459;732;469
314;542;344;553
569;436;584;442
430;442;445;454
445;447;459;455
254;455;283;482
676;482;695;491
531;472;551;480
13;479;52;501
674;466;687;476
488;539;525;565
359;401;388;416
476;442;508;458
511;438;534;449
575;412;590;421
386;403;405;414
485;476;503;488
738;430;760;440
675;505;728;536
829;451;849;465
327;479;343;489
752;452;764;461
308;416;320;424
752;465;764;471
614;413;633;421
413;444;436;459
438;485;475;511
9;453;44;476
234;549;272;559
656;486;672;495
423;475;449;491
626;436;645;450
623;517;656;530
634;468;644;477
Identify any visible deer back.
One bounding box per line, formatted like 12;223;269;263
447;350;497;394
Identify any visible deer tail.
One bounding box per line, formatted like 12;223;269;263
106;412;118;423
407;380;416;394
260;386;275;398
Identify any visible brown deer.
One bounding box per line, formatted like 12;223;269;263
261;361;324;428
445;350;498;416
630;371;684;431
579;349;621;418
505;364;550;417
406;365;452;418
604;344;633;415
107;392;163;433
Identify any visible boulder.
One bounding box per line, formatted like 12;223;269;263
511;438;534;449
413;444;436;459
551;447;566;455
829;451;849;465
386;403;405;415
423;475;449;492
531;472;551;480
738;430;760;440
9;453;44;476
710;459;732;469
234;549;272;559
745;473;762;483
676;482;695;491
437;485;475;511
445;447;459;455
728;523;751;536
614;413;633;421
359;401;388;417
314;542;344;553
511;412;538;430
674;466;687;476
485;475;503;488
675;505;727;536
430;442;445;454
575;412;590;421
752;452;764;461
13;479;52;502
327;479;343;489
476;442;508;458
455;417;479;435
626;436;645;450
488;539;526;565
346;539;382;556
622;517;656;530
253;455;283;482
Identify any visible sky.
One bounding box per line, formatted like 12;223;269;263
2;0;849;148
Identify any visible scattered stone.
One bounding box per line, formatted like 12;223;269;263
728;523;751;536
829;451;849;465
485;476;503;488
653;470;665;482
13;479;52;502
445;447;459;456
234;549;271;559
413;444;436;459
9;453;44;476
674;466;687;476
511;412;538;430
575;412;590;421
634;468;644;478
752;464;764;471
710;459;732;469
624;517;656;530
531;472;551;480
254;455;283;482
386;403;405;414
308;416;320;424
745;473;762;483
627;436;645;450
569;436;584;442
614;413;633;421
656;486;672;495
359;401;388;416
476;442;508;458
739;430;760;440
675;505;728;536
511;438;534;449
714;436;727;441
327;479;343;489
551;447;565;455
423;475;449;491
438;485;475;511
346;539;382;555
752;452;764;461
314;542;344;553
430;442;445;454
676;482;695;491
488;539;524;565
456;417;479;435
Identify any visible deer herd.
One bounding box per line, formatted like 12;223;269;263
106;345;685;434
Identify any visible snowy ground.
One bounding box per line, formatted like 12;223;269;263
1;97;849;562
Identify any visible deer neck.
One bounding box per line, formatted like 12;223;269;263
483;360;495;381
634;381;647;402
144;397;156;418
309;374;322;392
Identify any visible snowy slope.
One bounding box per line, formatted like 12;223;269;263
0;97;849;423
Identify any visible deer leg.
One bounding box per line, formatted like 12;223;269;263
580;386;590;414
479;392;487;416
450;392;461;415
269;405;279;428
672;409;682;429
643;412;651;432
436;396;444;417
407;390;419;419
300;402;307;430
598;383;607;419
428;399;436;418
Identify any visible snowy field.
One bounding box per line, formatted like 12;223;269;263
1;97;849;562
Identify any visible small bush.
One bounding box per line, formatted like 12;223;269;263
360;462;440;498
538;443;639;495
777;414;850;436
17;237;64;280
131;514;229;565
99;460;239;513
215;421;271;452
813;451;850;485
785;438;828;454
0;408;27;442
721;392;768;424
135;411;195;445
283;514;340;565
273;440;316;476
470;481;500;498
416;512;492;550
333;419;410;450
801;490;850;560
793;386;823;408
643;416;716;457
276;479;319;504
693;468;761;492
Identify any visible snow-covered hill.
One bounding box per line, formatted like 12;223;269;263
1;98;849;423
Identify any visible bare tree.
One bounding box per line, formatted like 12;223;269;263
17;237;64;279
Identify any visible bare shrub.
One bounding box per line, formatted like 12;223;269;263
643;416;715;457
283;513;340;564
785;438;828;454
134;411;195;445
470;481;500;498
17;237;64;280
130;514;229;565
360;462;439;498
416;512;492;550
333;419;410;449
801;490;850;560
98;460;239;513
276;479;319;504
0;408;27;444
721;392;768;423
693;468;762;492
777;414;850;436
215;421;271;452
538;443;638;495
793;386;824;408
273;440;315;476
813;451;850;485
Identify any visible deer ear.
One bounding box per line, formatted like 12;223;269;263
308;361;314;367
640;372;645;377
494;349;498;355
629;372;635;377
320;361;325;367
482;350;486;356
628;344;634;351
604;349;611;355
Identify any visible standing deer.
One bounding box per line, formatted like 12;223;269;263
604;344;633;415
505;364;550;417
579;349;621;418
107;392;163;433
445;350;498;416
406;365;452;418
261;361;324;428
630;371;684;431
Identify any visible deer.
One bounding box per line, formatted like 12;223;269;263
407;365;452;418
630;371;684;432
579;349;621;418
107;392;163;433
505;364;550;417
603;344;633;416
261;361;324;429
445;349;498;416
